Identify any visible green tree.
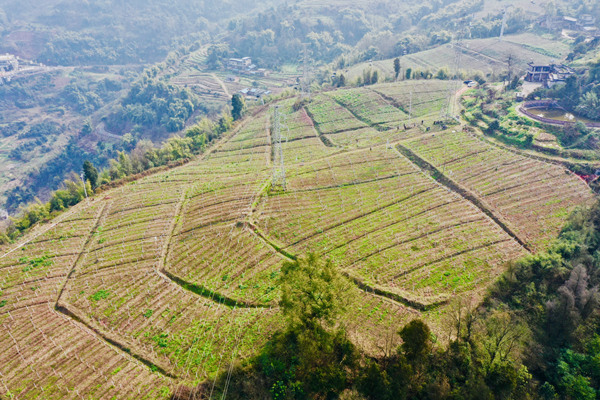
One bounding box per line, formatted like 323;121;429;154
279;253;348;331
576;91;600;120
83;160;99;190
399;319;432;363
363;69;372;87
394;57;401;80
81;119;92;136
371;70;379;85
435;67;450;80
405;68;412;80
231;94;245;121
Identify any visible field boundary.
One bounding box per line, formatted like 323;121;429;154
56;201;110;302
246;221;448;312
369;88;408;114
327;95;387;132
303;106;341;148
342;272;448;311
51;200;178;380
55;300;177;378
395;144;532;252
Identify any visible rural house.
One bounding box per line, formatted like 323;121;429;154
525;63;574;87
0;54;18;72
227;57;252;72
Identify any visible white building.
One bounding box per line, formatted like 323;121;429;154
0;54;18;72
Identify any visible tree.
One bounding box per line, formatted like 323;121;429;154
83;160;99;190
80;119;92;136
338;73;346;87
372;70;379;85
231;94;245;121
405;68;412;80
576;91;600;120
399;319;432;363
363;69;372;87
394;57;401;80
279;253;348;331
252;253;358;399
435;67;450;80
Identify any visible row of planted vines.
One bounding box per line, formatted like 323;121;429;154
0;80;593;399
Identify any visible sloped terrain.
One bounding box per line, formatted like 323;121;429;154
0;80;594;399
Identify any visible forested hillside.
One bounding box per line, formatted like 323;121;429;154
0;0;271;64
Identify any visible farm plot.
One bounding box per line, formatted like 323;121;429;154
65;258;280;381
328;88;408;129
170;73;228;100
284;147;411;190
305;94;369;135
59;166;280;381
0;202;104;314
267;102;339;163
257;145;525;307
373;80;449;118
168;222;283;305
1;80;596;398
216;115;270;153
0;304;172;400
401;130;594;250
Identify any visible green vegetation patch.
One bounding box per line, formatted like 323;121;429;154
89;290;111;302
19;255;53;272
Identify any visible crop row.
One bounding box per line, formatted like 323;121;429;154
327;88;408;128
305;95;368;135
168;223;282;305
285;147;413;190
258;174;428;247
0;304;172;399
401;130;594;250
66;263;280;381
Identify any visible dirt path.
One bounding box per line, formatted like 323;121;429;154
211;73;231;98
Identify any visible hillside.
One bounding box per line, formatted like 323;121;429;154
340;33;572;82
0;80;594;399
0;0;274;64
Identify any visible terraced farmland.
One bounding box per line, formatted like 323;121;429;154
341;33;569;81
0;80;594;399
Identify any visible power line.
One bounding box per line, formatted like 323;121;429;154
272;105;286;190
301;43;311;100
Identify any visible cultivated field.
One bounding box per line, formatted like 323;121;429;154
341;33;570;82
0;80;593;399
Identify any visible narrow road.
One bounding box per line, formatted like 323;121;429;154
211;73;231;98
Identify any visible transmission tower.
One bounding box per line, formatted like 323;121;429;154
301;43;311;100
499;7;508;40
440;30;464;121
271;106;286;190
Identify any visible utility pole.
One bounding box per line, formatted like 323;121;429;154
271;106;286;191
409;89;413;123
506;53;514;82
301;43;311;100
80;172;88;199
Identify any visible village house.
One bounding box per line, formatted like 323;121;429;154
227;57;252;72
562;16;579;30
239;87;271;99
0;54;18;72
525;63;574;87
579;14;597;27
